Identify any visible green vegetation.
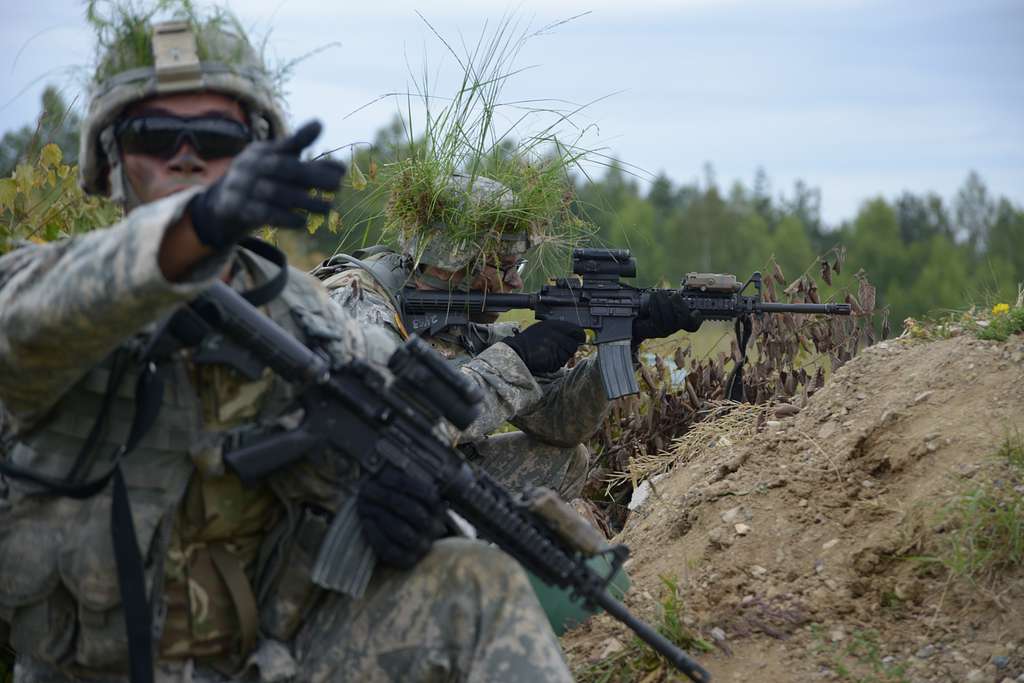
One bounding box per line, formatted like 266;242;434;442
975;301;1024;341
931;434;1024;583
0;86;80;178
344;14;597;278
84;0;307;96
0;142;120;254
577;575;712;683
811;626;910;683
325;119;1023;326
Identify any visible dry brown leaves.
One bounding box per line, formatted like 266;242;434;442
585;247;884;532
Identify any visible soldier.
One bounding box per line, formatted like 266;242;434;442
0;11;571;683
314;172;703;501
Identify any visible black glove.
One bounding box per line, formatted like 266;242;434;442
188;120;345;249
502;320;586;374
632;291;703;343
357;465;448;570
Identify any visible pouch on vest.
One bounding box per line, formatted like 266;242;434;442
257;507;328;641
0;496;79;664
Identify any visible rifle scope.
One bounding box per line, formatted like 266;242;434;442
572;248;636;278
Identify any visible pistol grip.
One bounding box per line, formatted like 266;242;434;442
597;340;639;399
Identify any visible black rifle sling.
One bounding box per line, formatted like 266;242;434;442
725;314;753;402
236;238;289;306
0;241;290;682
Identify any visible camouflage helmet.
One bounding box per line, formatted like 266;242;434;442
79;19;287;203
396;173;535;273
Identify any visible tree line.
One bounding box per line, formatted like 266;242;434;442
4;89;1021;329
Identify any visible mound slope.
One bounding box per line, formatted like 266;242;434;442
565;335;1024;683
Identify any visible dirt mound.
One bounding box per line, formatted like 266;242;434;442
563;334;1024;683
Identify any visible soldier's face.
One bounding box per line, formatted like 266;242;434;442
119;92;248;203
469;256;525;294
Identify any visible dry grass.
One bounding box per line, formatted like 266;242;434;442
605;400;770;492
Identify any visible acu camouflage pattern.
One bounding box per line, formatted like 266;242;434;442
316;250;611;500
294;538;572;683
0;190;570;682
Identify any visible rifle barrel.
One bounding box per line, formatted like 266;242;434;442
757;302;851;315
594;590;711;682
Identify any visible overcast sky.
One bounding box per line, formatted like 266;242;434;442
1;0;1021;225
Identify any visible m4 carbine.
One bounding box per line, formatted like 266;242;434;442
176;281;712;683
400;247;852;399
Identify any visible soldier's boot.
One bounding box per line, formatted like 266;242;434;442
293;537;573;683
469;431;589;500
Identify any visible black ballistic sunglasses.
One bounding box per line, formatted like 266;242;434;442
115;115;253;160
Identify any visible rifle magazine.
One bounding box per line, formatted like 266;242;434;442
311;496;377;598
598;340;639;399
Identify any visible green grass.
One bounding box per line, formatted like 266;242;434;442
975;305;1024;341
811;626;910;683
343;13;604;281
576;575;712;683
910;433;1024;584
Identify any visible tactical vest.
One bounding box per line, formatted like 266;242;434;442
0;246;358;673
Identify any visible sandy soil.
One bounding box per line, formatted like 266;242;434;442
563;334;1024;683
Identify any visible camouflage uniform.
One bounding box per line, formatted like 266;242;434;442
316;249;611;499
0;190;572;682
0;17;572;683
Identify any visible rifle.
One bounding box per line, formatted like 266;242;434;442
400;247;852;399
177;281;712;683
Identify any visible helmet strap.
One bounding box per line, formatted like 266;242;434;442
100;125;144;211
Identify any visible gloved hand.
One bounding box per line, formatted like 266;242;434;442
357;465;448;570
501;320;586;374
188;120;345;249
632;291;703;343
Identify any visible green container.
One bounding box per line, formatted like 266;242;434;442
527;554;631;636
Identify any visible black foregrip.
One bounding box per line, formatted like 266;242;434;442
223;429;324;486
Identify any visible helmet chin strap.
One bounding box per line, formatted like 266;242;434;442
99;125;144;211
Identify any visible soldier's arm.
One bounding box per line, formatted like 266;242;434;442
0;189;228;430
453;342;543;442
322;272;544;443
508;355;611;447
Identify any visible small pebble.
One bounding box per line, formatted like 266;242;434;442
822;538;839;550
734;523;751;536
965;669;985;683
721;506;745;524
710;627;727;642
915;644;937;659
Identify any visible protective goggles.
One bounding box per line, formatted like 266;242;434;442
115;115;252;160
